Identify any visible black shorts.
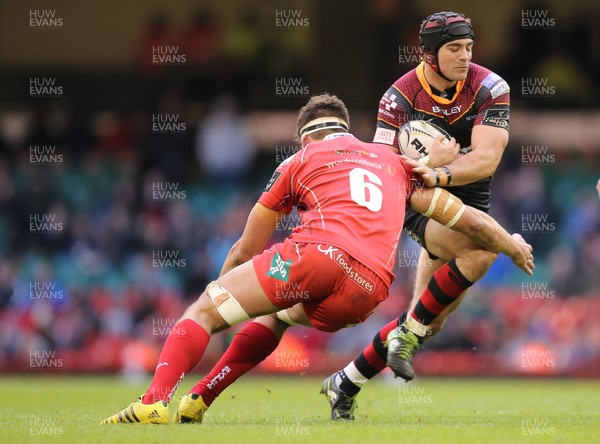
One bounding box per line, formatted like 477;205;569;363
403;208;439;261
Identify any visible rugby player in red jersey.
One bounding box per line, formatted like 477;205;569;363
322;11;514;419
101;93;532;424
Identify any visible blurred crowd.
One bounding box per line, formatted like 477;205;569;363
0;96;598;376
0;3;599;375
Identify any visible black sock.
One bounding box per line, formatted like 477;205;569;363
338;370;361;397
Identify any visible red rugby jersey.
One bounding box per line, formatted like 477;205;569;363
259;134;419;287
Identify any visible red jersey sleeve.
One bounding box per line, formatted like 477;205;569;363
398;158;424;203
258;152;300;214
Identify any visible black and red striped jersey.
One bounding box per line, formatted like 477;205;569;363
374;61;509;211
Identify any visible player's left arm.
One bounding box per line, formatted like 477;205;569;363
435;75;511;187
408;184;534;275
219;203;281;276
434;124;508;186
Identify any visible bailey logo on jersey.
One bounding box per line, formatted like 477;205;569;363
432;105;462;115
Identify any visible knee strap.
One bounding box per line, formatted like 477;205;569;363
275;309;296;326
206;281;250;326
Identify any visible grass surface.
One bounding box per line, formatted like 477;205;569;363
0;375;598;443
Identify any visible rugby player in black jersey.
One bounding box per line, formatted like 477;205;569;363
321;11;514;420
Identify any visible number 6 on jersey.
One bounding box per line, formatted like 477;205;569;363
349;167;383;212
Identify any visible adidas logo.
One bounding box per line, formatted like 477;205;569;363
147;410;161;419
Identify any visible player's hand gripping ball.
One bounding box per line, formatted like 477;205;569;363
398;120;451;159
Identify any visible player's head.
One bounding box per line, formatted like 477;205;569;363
419;11;474;82
296;93;350;144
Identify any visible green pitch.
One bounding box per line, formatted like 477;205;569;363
1;375;598;444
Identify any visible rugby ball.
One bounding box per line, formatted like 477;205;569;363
398;120;451;159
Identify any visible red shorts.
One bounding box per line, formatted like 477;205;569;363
253;239;388;332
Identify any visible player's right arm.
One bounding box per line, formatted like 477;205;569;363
219;203;281;276
408;185;534;275
220;153;301;276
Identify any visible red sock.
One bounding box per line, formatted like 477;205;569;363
190;321;279;407
358;317;399;375
142;319;209;404
411;259;473;325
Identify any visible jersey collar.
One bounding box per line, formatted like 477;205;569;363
323;132;353;140
416;62;465;104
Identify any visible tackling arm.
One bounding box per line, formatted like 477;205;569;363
409;187;534;275
219;203;280;276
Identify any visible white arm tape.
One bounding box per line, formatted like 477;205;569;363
423;187;465;228
445;203;465;228
206;281;250;326
424;187;442;217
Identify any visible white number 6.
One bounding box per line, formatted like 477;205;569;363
349;167;383;212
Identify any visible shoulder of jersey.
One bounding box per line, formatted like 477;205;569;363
469;62;509;97
392;68;419;90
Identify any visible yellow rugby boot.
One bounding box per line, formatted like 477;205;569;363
173;393;208;424
100;397;169;425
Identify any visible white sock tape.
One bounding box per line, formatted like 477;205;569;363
405;315;429;337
